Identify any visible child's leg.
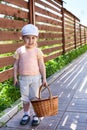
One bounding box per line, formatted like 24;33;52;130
20;101;30;125
23;101;30;115
19;76;31;125
29;74;42;99
29;74;42;126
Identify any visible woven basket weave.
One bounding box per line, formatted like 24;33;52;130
31;85;58;117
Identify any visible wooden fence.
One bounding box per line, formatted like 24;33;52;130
0;0;87;82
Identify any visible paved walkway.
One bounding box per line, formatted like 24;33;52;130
1;52;87;130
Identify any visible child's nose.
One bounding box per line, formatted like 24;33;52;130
29;38;32;43
29;39;32;44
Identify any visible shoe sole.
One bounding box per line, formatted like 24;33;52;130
20;117;30;125
32;121;40;126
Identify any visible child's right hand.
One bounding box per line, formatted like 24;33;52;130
14;81;20;88
14;78;18;86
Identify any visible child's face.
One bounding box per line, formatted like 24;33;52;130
23;35;37;48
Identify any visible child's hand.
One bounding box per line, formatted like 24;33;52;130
42;79;48;87
14;78;18;86
14;81;20;88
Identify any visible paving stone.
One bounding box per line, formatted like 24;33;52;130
67;98;87;113
56;112;87;130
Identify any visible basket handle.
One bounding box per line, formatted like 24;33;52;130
38;85;52;99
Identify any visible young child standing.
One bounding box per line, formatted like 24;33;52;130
13;24;48;126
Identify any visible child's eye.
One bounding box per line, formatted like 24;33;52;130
32;37;35;39
25;36;29;39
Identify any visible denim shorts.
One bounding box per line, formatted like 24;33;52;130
19;74;42;102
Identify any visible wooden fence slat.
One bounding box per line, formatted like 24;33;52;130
0;18;28;29
65;24;74;29
0;68;13;82
65;19;74;25
35;15;62;26
0;4;29;19
48;0;62;9
38;39;62;47
0;31;21;41
44;51;62;62
65;38;74;43
42;46;62;54
64;15;74;22
0;43;23;54
65;46;75;52
0;56;14;68
35;0;62;12
36;24;62;32
3;0;28;8
39;33;62;39
35;6;62;21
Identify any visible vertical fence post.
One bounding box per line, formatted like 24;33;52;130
74;16;76;49
29;0;35;24
86;27;87;44
80;24;82;46
84;27;86;44
62;3;65;54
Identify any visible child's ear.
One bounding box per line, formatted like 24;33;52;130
19;36;23;40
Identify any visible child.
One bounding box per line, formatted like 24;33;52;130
13;24;48;126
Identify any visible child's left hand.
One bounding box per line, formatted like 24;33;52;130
42;79;48;87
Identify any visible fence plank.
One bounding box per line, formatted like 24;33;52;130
0;56;14;68
42;46;62;55
39;33;62;39
35;15;62;26
35;6;62;21
0;18;27;29
44;51;62;62
0;4;29;19
0;43;23;54
37;24;62;32
38;39;62;47
0;31;20;41
35;0;62;12
0;68;13;82
3;0;28;8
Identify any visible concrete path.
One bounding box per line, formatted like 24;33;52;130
1;52;87;130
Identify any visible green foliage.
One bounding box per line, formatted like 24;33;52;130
46;60;58;77
46;45;87;78
0;79;20;112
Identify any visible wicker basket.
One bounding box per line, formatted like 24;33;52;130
31;85;58;117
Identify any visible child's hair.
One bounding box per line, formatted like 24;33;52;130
21;24;39;36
